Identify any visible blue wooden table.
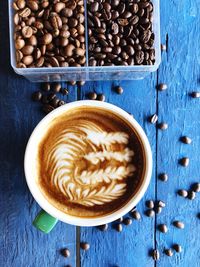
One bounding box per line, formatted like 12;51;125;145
0;1;200;266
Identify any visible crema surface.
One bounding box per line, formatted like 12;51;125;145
37;107;145;217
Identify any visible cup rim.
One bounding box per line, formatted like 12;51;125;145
24;100;152;226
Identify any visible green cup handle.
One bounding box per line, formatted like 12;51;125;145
33;210;58;233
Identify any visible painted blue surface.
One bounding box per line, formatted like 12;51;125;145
0;0;200;267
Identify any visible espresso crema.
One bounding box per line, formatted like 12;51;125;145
37;107;145;217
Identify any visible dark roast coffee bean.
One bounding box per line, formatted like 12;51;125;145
78;81;86;86
145;209;155;217
164;249;173;257
60;248;70;258
180;136;192;144
117;217;123;223
52;83;61;93
158;173;168;182
50;97;60;108
69;81;76;86
158;224;168;233
88;92;97;100
178;189;188;198
187;190;196;200
192;183;200;193
123;218;132;225
152;249;160;261
149;114;158;124
80;242;90;251
32;91;42;101
41;95;49;104
97;94;105;102
155;207;162;214
131;210;141;220
98;224;108;232
173;221;184;229
116;223;123;232
42;104;54;114
173;244;182;253
62;89;69;95
58;100;65;106
157;83;168;91
190;91;200;98
179;157;190;167
48;93;56;101
115;86;123;95
145;200;154;209
42;83;51;92
157;123;168;130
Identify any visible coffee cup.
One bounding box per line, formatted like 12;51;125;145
24;100;152;233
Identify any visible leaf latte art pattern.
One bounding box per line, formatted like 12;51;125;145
46;120;136;207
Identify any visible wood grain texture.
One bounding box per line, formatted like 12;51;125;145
156;1;200;266
79;78;157;267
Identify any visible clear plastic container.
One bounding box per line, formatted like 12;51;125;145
8;0;161;82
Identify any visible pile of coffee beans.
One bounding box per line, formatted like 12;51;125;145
13;0;86;68
88;0;155;66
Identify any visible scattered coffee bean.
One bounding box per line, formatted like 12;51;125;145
192;183;200;193
158;224;168;233
158;173;168;182
131;210;141;220
117;217;123;223
155;207;162;214
97;94;105;102
50;97;60;108
157;83;168;91
60;248;70;258
98;224;108;232
152;249;160;261
190;91;200;98
62;89;69;95
164;249;173;257
42;83;51;92
41;95;49;104
173;244;182;253
146;200;154;209
157;200;166;208
179;157;190;167
145;209;155;217
88;92;97;100
173;221;184;229
69;81;77;86
78;81;86;86
131;207;136;212
157;123;168;130
58;100;65;106
116;223;123;232
42;104;54;114
180;136;192;144
52;83;61;93
115;86;123;95
161;44;167;51
187;190;196;200
149;114;158;124
80;242;90;251
177;189;188;198
123;218;132;225
32;91;42;101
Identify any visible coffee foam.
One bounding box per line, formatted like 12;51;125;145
37;107;144;217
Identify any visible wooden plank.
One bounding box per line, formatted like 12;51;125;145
156;0;200;266
79;77;157;267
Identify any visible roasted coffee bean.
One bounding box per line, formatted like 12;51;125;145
187;190;196;200
192;183;200;193
50;97;60;108
98;224;108;232
62;89;69;95
145;209;155;217
131;210;141;220
158;224;168;233
22;55;34;65
157;123;168;130
48;93;56;102
52;83;61;93
158;173;168;182
43;104;54;114
58;100;65;106
155;207;162;214
180;136;192;144
97;94;105;102
173;221;184;229
60;248;70;258
32;91;42;101
123;218;132;225
157;83;168;91
145;200;154;209
173;244;182;253
178;189;188;198
149;114;158;124
117;217;123;223
164;249;173;257
42;83;51;92
116;223;123;232
21;45;34;55
191;91;200;98
69;80;76;86
115;86;123;94
88;92;97;100
15;38;25;50
157;200;166;208
152;249;160;261
179;157;189;167
22;26;33;38
80;242;90;251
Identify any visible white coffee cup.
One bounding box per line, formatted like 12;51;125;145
24;100;152;233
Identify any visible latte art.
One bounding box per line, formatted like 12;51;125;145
38;107;144;217
46;120;135;207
